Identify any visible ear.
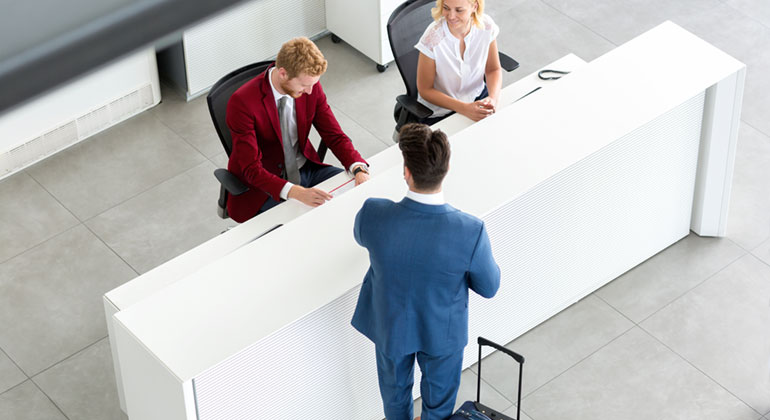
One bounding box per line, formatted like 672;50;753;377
403;165;411;180
276;67;288;80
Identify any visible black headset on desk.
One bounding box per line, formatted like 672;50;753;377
514;69;572;103
537;69;570;80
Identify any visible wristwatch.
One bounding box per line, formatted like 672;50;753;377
352;165;369;176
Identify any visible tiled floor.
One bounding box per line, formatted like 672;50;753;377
1;0;769;419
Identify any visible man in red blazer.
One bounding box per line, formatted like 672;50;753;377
226;37;370;223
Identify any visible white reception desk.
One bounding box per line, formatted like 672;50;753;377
105;22;744;420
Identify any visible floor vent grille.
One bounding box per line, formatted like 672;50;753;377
1;84;156;180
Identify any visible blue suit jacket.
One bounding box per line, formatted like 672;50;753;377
351;197;500;357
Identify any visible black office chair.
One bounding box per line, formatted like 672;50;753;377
387;0;520;133
206;61;328;219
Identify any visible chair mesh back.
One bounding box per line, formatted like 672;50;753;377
387;0;436;99
206;61;273;156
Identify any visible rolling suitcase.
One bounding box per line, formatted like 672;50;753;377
449;337;525;420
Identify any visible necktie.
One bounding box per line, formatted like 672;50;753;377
278;96;301;185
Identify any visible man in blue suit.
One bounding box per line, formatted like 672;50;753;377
352;123;501;420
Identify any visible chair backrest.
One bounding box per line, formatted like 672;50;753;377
387;0;436;99
207;61;274;157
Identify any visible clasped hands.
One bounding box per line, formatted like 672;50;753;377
288;169;369;208
462;97;497;122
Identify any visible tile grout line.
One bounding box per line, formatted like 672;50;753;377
330;105;395;149
29;335;109;382
0;224;85;273
741;119;770;145
81;221;142;276
29;379;73;420
24;135;208;231
84;158;216;227
593;292;638;326
150;110;216;161
0;345;29;393
596;236;749;329
25;167;143;276
476;373;515;412
0;380;30;400
480;322;637;404
0;171;85;266
717;0;770;33
522;324;638;401
23;170;82;226
636;326;763;417
634;250;746;327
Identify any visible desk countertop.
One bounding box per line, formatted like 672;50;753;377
113;22;744;382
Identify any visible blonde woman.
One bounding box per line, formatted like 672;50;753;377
415;0;502;124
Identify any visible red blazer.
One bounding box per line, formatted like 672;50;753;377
225;66;366;223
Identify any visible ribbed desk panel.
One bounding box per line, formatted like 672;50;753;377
469;92;705;361
192;92;705;420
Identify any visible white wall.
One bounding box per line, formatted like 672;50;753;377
0;49;160;179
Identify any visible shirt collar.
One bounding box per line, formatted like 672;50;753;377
441;18;476;43
406;189;445;205
268;67;291;104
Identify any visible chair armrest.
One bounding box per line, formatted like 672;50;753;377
317;141;328;163
498;52;520;72
214;168;249;196
396;94;433;120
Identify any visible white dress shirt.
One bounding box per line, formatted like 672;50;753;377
415;14;500;117
406;189;445;205
269;68;366;200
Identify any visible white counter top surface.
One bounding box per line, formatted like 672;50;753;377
114;22;744;381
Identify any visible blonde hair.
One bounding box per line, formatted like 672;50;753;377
431;0;484;28
275;37;328;79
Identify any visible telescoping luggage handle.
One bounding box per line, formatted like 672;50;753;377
476;337;525;420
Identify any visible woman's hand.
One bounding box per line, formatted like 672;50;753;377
461;99;495;121
480;96;498;111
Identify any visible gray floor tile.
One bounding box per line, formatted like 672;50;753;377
724;0;770;28
596;234;746;322
26;112;206;220
316;35;408;144
523;327;758;420
34;338;127;420
309;104;392;170
502;404;534;420
474;295;633;399
543;0;770;137
727;123;770;250
754;239;770;267
0;225;136;375
674;3;770;138
414;368;513;419
641;254;770;415
0;348;26;395
0;381;67;420
153;84;223;158
86;161;231;274
492;0;617;80
210;152;228;170
540;0;723;46
0;171;78;264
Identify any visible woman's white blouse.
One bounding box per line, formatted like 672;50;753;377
415;14;500;117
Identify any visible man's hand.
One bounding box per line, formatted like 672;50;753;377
288;185;333;207
461;99;495;121
354;171;370;186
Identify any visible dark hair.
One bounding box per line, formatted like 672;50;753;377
398;123;451;190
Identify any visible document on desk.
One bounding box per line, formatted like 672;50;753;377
329;178;355;197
